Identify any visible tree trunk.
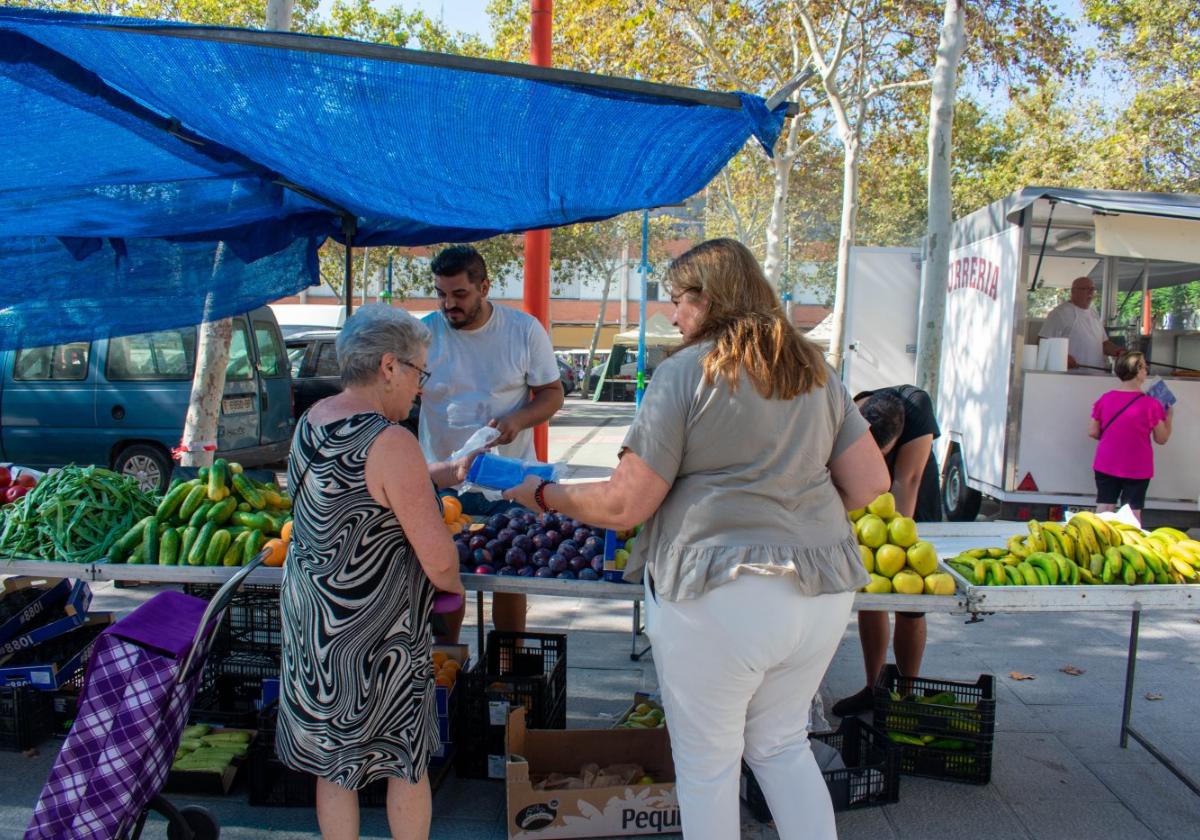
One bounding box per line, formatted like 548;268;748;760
826;137;861;373
762;150;793;292
180;313;232;468
181;0;294;469
582;269;616;400
915;0;965;401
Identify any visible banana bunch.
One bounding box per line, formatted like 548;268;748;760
946;514;1200;587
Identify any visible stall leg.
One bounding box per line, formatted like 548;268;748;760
476;591;486;663
630;601;651;661
1119;609;1139;749
1119;608;1200;798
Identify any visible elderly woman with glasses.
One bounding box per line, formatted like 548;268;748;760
277;304;470;840
1088;351;1173;523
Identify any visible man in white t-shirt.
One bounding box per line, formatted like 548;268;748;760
1039;276;1125;372
420;245;564;639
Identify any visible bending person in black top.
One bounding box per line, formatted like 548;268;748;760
832;386;942;718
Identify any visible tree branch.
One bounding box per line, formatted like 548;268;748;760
867;76;934;100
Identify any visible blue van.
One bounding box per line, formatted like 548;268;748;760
0;307;293;491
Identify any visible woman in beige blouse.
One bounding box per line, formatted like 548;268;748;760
505;238;889;840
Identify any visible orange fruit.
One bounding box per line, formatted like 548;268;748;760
262;538;287;567
442;660;460;673
432;652;448;666
279;519;293;543
435;674;453;687
441;496;462;522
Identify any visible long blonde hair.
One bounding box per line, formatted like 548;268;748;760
664;238;827;400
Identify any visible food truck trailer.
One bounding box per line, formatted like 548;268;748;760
841;187;1200;524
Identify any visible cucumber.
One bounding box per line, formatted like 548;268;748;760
232;511;273;533
155;481;193;521
243;530;265;564
142;518;159;566
181;526;200;566
222;534;243;567
127;538;145;565
189;521;218;566
208;459;229;501
113;516;155;559
179;484;207;520
205;530;232;567
207;498;238;526
237;502;251;512
189;502;214;529
159;528;180;566
198;467;209;481
232;474;266;510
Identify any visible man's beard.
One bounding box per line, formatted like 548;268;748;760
447;299;483;329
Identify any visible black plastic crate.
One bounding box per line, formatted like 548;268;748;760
455;631;566;780
246;702;388;807
190;652;280;728
872;665;995;742
0;684;53;751
742;717;901;820
183;583;282;657
892;738;992;785
49;668;86;737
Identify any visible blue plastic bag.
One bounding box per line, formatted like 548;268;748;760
465;452;558;491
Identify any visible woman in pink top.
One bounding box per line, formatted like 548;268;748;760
1088;352;1173;522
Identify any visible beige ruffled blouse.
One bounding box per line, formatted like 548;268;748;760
621;342;871;602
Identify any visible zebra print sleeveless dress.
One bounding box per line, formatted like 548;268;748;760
276;411;438;787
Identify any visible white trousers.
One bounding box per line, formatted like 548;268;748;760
645;573;854;840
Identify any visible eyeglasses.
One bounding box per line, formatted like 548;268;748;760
399;359;431;387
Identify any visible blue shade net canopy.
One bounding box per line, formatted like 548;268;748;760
0;7;787;350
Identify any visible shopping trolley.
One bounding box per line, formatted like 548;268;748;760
27;553;267;839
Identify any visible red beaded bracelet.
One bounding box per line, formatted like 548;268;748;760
534;479;556;513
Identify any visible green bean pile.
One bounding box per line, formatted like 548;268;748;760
0;466;156;563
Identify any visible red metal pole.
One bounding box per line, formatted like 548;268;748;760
526;0;552;461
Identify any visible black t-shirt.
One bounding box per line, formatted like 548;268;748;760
860;385;942;522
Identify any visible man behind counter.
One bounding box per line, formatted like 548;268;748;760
1039;276;1125;371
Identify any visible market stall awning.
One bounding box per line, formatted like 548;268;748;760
0;7;787;350
613;313;683;348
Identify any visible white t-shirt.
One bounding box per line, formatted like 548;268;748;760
1039;300;1106;371
419;303;560;462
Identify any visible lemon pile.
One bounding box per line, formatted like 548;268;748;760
849;493;954;596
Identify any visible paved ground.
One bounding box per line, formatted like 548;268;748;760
4;395;1200;838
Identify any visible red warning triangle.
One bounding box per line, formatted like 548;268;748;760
1017;472;1039;492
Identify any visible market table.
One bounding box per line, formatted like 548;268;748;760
5;519;1196;795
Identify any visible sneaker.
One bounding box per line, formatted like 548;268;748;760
831;686;873;718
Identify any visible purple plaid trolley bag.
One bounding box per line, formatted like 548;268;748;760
27;556;265;840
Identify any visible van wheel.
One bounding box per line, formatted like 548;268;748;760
114;445;172;493
942;450;982;522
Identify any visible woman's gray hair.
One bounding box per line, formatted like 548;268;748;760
335;303;432;387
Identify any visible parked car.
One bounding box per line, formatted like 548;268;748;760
286;329;419;434
557;358;577;396
0;306;293;492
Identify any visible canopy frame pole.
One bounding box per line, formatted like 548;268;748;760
343;215;357;318
1028;199;1057;291
636;209;649;408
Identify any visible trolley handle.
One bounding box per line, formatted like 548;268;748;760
177;550;268;684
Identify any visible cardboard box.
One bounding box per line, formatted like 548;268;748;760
432;643;468;717
506;709;680;839
0;579;91;658
0;612;111;689
0;577;74;646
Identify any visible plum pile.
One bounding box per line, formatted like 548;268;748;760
455;509;608;581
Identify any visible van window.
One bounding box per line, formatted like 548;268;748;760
287;345;307;378
107;330;195;380
253;320;285;378
315;342;340;377
225;320;253;381
14;342;90;381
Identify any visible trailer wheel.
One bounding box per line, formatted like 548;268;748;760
943;450;982;521
167;805;219;840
